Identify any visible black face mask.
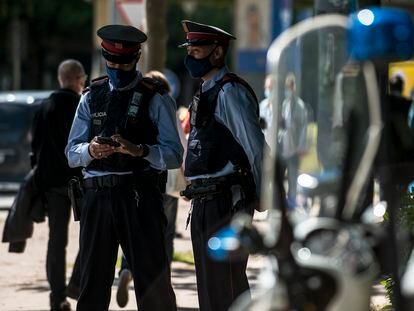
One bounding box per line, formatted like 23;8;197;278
106;64;137;89
184;47;217;78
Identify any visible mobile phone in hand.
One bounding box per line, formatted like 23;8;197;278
96;136;121;147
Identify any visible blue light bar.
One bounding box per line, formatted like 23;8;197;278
207;226;240;261
348;7;414;61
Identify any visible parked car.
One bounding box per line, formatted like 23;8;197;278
0;91;52;192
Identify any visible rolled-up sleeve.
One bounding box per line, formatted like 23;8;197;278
146;93;184;170
65;93;94;168
216;84;265;195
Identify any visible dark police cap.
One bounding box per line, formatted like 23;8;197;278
179;20;236;48
97;24;147;64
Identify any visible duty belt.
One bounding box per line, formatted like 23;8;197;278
83;174;134;189
180;173;239;200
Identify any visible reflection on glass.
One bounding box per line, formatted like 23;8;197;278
268;26;371;218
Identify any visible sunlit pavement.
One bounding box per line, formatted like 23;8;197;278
0;196;263;310
0;195;387;310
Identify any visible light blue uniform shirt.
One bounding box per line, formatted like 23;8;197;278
65;72;183;178
187;67;265;195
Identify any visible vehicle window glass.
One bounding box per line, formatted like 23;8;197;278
0;103;34;143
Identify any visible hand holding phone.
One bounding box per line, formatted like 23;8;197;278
96;136;121;147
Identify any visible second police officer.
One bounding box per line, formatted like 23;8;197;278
65;25;182;311
179;20;265;311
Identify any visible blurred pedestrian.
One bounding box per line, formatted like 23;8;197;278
259;74;274;143
179;20;265;311
116;70;188;308
65;25;181;311
144;70;188;265
31;59;86;311
279;72;309;205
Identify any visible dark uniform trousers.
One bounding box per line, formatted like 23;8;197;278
76;179;176;311
46;186;81;306
191;189;253;311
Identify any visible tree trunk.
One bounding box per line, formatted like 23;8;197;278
144;0;168;72
10;16;22;90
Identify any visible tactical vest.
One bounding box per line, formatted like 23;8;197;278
184;73;258;177
86;76;164;173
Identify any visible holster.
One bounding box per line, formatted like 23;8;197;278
180;184;220;200
68;176;84;221
181;164;257;203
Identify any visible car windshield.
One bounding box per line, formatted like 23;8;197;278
0;103;36;144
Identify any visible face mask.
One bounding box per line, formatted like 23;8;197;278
285;89;293;98
264;89;270;98
184;47;216;78
106;65;137;89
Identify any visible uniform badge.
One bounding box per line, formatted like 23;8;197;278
127;92;143;117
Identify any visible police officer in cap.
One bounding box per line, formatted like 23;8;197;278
65;24;181;311
180;20;265;311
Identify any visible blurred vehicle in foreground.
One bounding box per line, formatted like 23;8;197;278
209;7;414;311
0;91;52;193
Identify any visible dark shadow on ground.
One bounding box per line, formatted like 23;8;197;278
172;267;195;277
173;283;198;291
177;308;198;311
17;284;49;293
176;236;192;241
371;284;386;295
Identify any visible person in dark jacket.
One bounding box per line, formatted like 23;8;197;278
179;20;265;311
31;59;86;311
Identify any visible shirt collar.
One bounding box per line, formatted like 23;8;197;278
201;66;228;93
108;71;143;91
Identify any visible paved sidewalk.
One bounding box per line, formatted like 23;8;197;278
0;196;388;311
0;198;263;311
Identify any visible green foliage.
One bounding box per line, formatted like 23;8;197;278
399;193;414;227
0;0;93;89
381;190;414;306
29;0;92;39
380;277;394;305
173;251;195;265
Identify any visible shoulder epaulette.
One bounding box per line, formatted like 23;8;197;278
82;75;108;94
140;77;167;95
222;72;238;82
91;75;109;83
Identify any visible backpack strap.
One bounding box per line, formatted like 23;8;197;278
221;72;258;104
220;72;259;117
